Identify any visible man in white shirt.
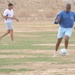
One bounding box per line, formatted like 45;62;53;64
0;3;19;41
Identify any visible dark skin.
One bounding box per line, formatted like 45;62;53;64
55;4;73;51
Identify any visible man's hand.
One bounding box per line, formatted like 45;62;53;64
13;16;19;22
16;19;19;22
56;17;60;23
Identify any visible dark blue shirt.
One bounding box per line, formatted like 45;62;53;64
54;11;75;28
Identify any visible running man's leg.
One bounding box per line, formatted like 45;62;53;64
6;22;14;41
55;38;63;51
10;29;14;41
56;27;66;51
64;28;72;49
53;38;63;57
0;30;10;41
64;35;69;49
53;27;65;57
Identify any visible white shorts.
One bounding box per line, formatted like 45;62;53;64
5;22;13;30
57;27;72;38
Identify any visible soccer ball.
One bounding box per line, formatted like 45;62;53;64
60;49;68;56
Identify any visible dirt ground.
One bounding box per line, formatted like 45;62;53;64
0;21;75;75
0;49;75;75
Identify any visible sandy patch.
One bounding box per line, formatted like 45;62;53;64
0;49;75;55
0;50;75;75
0;63;75;75
0;55;25;59
0;50;51;54
32;43;75;46
0;54;43;59
17;34;39;38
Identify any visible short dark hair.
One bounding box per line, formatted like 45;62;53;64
8;3;13;6
66;3;71;8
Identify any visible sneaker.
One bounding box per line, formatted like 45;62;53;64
53;51;57;57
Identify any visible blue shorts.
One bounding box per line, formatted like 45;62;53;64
57;27;72;38
5;22;13;30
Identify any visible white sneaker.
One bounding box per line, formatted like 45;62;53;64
53;51;57;57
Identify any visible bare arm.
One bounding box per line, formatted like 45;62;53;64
2;15;13;19
13;16;19;22
56;17;60;23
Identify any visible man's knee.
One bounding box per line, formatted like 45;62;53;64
7;30;10;33
10;29;13;33
64;35;69;42
57;38;62;44
57;40;61;44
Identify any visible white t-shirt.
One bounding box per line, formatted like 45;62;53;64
3;9;14;23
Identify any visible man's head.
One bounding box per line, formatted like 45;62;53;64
65;3;71;13
8;3;13;9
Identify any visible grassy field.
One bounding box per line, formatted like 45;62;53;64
0;21;75;75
